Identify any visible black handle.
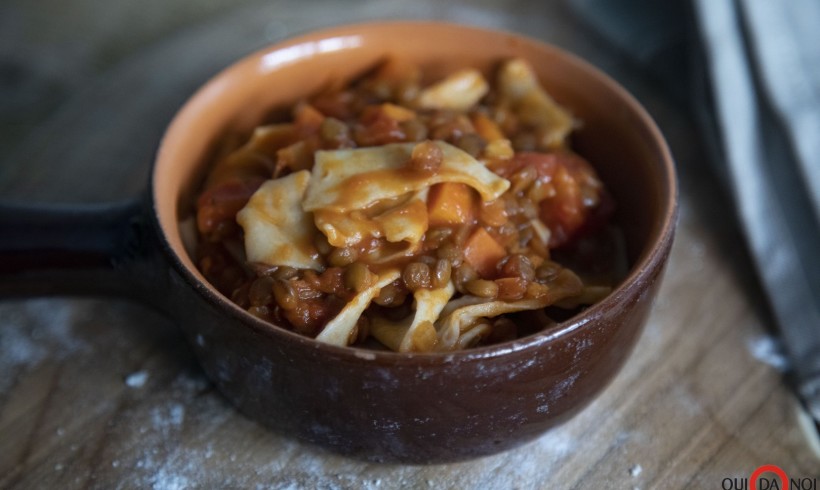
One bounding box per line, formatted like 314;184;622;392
0;198;166;305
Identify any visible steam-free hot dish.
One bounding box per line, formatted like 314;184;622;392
194;58;624;352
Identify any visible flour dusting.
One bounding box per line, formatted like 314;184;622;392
0;299;90;394
126;370;149;388
150;468;190;490
151;403;186;431
746;335;789;371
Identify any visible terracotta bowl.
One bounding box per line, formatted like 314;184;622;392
1;22;677;463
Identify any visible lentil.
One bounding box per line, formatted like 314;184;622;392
407;140;443;173
453;263;479;294
499;254;535;281
248;276;275;306
465;279;499;298
273;266;298;280
345;262;373;292
374;281;408;307
403;262;432;291
328;246;359;267
432;259;452;289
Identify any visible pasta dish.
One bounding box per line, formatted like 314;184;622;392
194;58;623;351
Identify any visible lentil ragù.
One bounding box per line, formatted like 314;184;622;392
194;57;624;352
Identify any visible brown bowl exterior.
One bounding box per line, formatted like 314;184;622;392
152;22;677;463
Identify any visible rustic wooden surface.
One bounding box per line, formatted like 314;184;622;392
1;1;819;488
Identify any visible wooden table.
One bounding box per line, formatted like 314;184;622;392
2;1;818;487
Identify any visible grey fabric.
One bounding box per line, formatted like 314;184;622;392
570;0;820;421
743;0;820;219
693;0;820;420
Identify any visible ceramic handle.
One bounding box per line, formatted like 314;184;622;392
0;198;164;303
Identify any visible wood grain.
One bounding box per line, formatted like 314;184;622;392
1;1;818;488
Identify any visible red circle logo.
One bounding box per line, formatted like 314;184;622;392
750;465;789;490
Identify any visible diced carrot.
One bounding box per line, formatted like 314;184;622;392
471;112;505;142
375;58;421;85
380;103;416;122
427;183;477;226
495;277;527;301
293;103;325;132
312;90;356;119
462;227;506;278
354;105;406;146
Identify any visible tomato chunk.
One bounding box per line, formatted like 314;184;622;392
196;178;264;239
494;150;606;248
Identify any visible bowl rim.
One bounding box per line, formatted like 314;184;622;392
152;20;678;365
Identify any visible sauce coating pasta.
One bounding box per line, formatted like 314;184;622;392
194;58;624;351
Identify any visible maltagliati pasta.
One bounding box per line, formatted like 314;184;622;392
194;57;625;352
